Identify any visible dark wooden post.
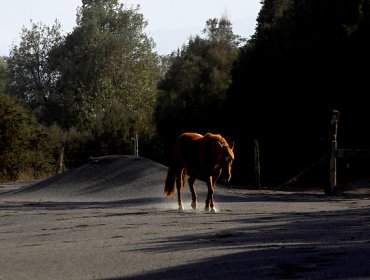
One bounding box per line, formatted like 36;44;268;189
57;144;66;174
131;134;139;157
254;139;261;189
327;110;340;195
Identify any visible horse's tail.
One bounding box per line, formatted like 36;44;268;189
164;167;176;197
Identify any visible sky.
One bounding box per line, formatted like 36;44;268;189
0;0;262;56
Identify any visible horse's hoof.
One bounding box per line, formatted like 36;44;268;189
191;203;197;210
178;205;185;211
210;208;218;214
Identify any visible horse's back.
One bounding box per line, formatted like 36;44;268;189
175;133;203;148
174;132;223;161
173;132;203;171
177;132;203;142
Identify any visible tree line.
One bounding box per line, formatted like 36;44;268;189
1;0;369;186
227;0;370;185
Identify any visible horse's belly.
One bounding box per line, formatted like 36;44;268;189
186;169;198;177
185;164;210;178
184;163;201;177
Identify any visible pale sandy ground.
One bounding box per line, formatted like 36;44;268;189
1;155;370;280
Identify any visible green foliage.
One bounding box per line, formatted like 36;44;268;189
89;102;138;155
0;57;6;92
5;20;63;122
156;17;242;142
343;0;370;43
0;93;54;181
2;0;162;172
43;124;92;169
51;0;160;135
226;0;370;184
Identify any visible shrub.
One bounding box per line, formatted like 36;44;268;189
0;93;54;181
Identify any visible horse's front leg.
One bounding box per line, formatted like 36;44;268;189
205;176;217;213
188;176;197;209
176;170;185;211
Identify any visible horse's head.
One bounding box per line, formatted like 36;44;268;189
215;138;235;183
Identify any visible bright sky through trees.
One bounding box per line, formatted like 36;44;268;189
0;0;261;56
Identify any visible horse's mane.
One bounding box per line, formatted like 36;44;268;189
203;133;229;147
199;133;234;167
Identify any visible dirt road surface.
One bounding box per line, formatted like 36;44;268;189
1;156;370;279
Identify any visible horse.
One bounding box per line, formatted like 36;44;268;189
164;132;235;213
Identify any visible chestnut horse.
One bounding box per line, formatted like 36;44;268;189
164;132;235;213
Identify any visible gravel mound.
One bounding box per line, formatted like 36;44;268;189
2;155;173;203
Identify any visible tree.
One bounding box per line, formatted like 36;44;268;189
225;0;370;184
0;93;53;181
6;20;63;122
0;57;6;92
156;17;242;151
51;0;160;137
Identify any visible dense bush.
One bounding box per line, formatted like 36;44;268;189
0;93;54;181
0;92;162;182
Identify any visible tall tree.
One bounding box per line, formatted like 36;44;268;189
226;0;370;184
0;57;6;92
6;20;63;121
156;17;243;150
51;0;160;136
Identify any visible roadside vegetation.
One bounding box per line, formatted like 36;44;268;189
1;0;369;185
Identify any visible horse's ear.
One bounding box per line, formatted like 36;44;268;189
229;141;235;150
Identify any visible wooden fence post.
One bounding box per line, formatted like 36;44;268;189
57;144;66;174
254;139;261;189
327;110;340;195
131;134;139;157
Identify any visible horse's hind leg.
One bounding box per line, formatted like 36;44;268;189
176;170;185;211
188;176;197;209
